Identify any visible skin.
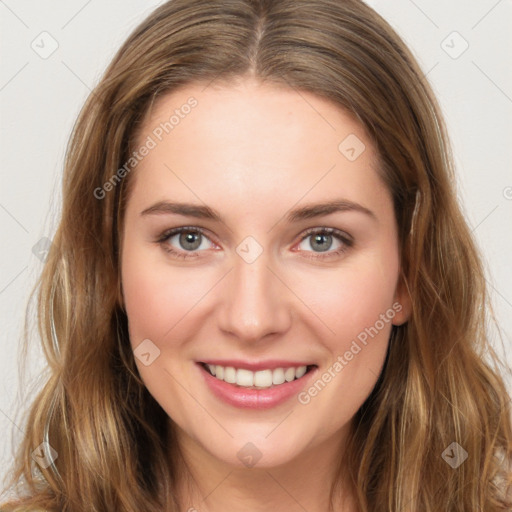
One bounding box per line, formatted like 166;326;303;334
120;77;411;512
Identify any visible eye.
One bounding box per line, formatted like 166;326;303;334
157;226;216;259
295;227;353;259
156;226;353;261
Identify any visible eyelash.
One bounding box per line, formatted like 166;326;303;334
156;226;353;261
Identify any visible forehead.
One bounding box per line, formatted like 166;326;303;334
128;79;392;222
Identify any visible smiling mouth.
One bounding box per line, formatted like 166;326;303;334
199;362;317;390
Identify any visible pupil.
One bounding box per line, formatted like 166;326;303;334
312;234;331;252
180;232;201;250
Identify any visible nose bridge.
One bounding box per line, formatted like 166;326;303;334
218;243;291;341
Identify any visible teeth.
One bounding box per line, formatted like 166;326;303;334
224;366;236;383
254;369;272;387
272;367;285;385
284;367;295;382
295;366;307;378
204;364;310;389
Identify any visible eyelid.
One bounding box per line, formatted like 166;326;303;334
292;226;353;260
156;225;218;259
156;225;214;244
298;226;353;245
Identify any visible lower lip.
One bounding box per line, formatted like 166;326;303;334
197;363;317;409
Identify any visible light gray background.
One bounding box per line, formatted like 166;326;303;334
1;0;511;495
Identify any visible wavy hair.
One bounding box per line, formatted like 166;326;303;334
2;0;511;510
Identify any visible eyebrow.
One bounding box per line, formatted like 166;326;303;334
140;199;377;223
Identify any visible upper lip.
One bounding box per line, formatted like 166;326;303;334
198;359;317;371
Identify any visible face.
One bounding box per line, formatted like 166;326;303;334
120;78;410;469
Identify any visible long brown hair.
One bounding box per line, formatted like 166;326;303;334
2;0;511;510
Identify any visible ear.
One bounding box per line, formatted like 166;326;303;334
391;272;412;326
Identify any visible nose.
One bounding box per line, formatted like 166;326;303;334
217;248;292;344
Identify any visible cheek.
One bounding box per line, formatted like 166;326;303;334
293;251;399;358
292;258;398;418
121;242;210;343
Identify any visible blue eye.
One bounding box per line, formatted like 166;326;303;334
296;227;353;259
157;227;214;259
156;226;353;260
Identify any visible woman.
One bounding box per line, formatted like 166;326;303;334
2;0;511;510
